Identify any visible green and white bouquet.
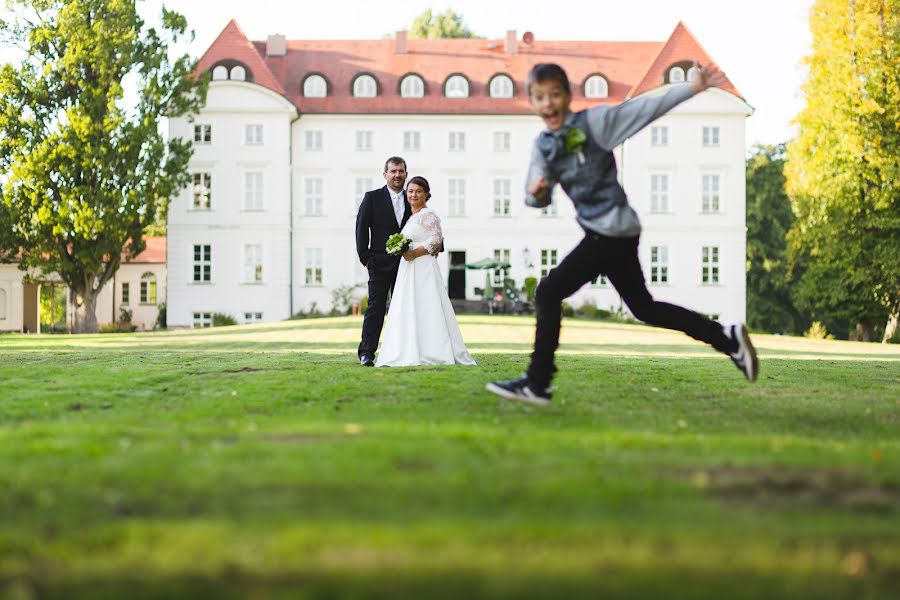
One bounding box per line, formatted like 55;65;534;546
386;233;413;256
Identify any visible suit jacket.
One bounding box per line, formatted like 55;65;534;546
355;186;411;273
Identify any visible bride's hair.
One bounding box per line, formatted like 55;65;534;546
407;176;431;200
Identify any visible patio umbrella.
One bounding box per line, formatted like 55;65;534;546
465;258;511;298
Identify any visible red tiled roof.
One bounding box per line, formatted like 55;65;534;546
124;237;166;264
195;21;742;115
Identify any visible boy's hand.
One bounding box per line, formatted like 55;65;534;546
528;177;550;202
690;62;727;95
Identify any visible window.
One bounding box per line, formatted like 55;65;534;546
303;74;327;98
650;174;669;213
192;312;212;328
400;74;425;98
212;66;228;81
403;131;421;152
651;126;668;147
540;249;558;278
590;274;608;286
702;246;720;284
493;131;511;152
448;179;466;216
489;75;514;98
493;179;511;216
244;312;263;323
0;288;5;319
244;244;263;283
305;178;323;216
492;249;510;285
244;124;263;145
448;131;465;151
230;66;246;81
305;130;322;151
355;130;373;151
355;177;372;210
444;75;469;98
584;75;609;98
192;173;211;209
669;66;685;83
703;126;720;146
244;172;263;210
193;244;211;282
139;272;157;304
650;246;669;284
305;248;323;285
193;124;211;144
702;174;721;213
121;282;130;306
687;66;700;82
352;74;377;98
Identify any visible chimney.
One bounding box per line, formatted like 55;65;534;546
266;34;286;57
505;30;517;55
396;30;408;54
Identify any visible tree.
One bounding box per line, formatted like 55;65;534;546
785;0;900;342
409;9;478;39
745;144;809;335
0;0;207;332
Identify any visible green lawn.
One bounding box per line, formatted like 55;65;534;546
1;316;898;599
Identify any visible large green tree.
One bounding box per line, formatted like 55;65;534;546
0;0;207;332
785;0;900;342
409;9;478;39
745;144;809;335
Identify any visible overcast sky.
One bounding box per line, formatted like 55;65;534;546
3;0;815;150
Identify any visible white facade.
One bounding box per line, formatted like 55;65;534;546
0;265;26;333
169;81;750;326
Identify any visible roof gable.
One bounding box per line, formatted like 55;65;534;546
194;19;285;95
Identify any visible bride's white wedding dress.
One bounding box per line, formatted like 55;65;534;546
376;207;476;367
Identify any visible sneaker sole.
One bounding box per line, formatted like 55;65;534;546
735;324;759;382
485;382;550;406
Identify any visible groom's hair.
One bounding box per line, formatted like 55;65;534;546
384;156;407;172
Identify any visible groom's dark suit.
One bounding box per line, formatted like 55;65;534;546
356;185;411;360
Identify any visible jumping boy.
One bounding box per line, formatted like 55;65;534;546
486;62;758;406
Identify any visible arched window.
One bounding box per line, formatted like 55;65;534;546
303;74;328;98
230;65;246;81
0;288;7;319
352;74;378;98
140;272;157;304
400;74;425;98
584;75;609;99
212;65;228;81
444;74;469;98
488;74;514;98
686;66;699;82
668;66;685;83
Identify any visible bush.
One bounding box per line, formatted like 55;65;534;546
212;313;238;327
804;321;834;340
155;302;167;330
99;321;138;333
561;302;575;317
523;277;537;302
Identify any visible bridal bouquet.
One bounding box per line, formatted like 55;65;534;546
386;233;413;256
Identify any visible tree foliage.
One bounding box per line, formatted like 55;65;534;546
0;0;207;332
745;144;809;335
409;9;478;39
785;0;900;341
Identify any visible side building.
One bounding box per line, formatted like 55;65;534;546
166;21;751;328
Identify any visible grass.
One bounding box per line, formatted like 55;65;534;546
1;315;898;599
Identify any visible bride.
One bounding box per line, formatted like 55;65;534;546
375;176;476;367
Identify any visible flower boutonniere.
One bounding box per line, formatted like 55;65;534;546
565;127;587;164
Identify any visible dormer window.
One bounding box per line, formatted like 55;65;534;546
210;61;252;82
444;74;469;98
665;61;695;85
230;66;246;81
212;65;228;81
687;66;700;82
584;74;609;99
400;74;425;98
488;74;514;98
352;74;378;98
668;67;685;83
303;74;328;98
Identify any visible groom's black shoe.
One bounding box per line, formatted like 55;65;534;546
486;376;551;406
359;355;374;367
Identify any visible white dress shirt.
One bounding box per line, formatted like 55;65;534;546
389;188;405;228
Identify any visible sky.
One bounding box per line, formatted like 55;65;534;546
2;0;815;149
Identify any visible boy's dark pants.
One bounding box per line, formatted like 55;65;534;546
526;233;734;389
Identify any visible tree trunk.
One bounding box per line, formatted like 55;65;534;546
883;313;898;343
73;285;99;333
852;322;872;342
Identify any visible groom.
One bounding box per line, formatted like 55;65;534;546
355;156;411;366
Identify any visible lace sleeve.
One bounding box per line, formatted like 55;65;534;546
418;209;443;254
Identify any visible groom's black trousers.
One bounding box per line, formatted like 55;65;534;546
358;256;401;359
526;233;736;389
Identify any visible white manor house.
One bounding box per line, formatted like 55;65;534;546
165;20;752;329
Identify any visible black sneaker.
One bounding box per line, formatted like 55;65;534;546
485;375;552;406
359;355;374;367
725;323;758;382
